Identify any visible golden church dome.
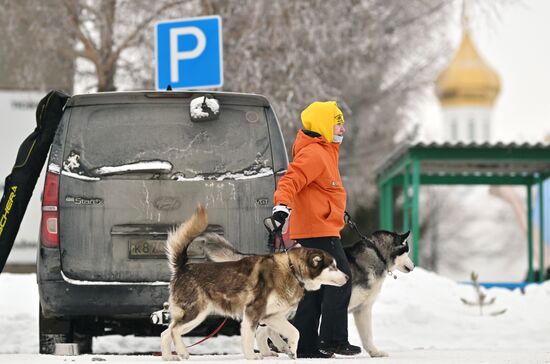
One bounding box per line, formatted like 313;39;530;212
436;30;501;107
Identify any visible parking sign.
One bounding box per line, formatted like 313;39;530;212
155;16;223;90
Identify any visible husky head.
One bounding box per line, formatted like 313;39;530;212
290;248;348;291
391;231;415;273
370;230;415;274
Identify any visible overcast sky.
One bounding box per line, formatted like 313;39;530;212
419;0;550;143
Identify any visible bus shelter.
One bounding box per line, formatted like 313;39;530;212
375;142;550;283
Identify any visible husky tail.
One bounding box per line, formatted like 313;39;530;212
166;205;208;274
201;233;246;262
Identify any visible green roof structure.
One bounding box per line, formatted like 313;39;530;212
375;142;550;284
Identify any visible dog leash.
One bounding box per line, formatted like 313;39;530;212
344;211;368;240
264;220;304;288
276;228;305;288
344;211;396;279
186;318;228;348
151;317;228;355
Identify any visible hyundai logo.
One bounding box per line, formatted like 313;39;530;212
154;197;181;211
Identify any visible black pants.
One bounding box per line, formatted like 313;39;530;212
292;236;352;353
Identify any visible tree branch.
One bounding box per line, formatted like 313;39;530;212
108;0;190;69
62;0;100;66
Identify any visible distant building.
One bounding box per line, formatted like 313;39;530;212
429;21;548;281
435;29;501;142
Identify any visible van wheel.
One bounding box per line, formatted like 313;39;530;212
39;304;72;354
74;331;93;354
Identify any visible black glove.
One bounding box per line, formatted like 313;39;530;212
264;205;290;233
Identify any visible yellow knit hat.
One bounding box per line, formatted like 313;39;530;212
301;101;344;143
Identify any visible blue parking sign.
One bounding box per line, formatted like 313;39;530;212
155;16;223;90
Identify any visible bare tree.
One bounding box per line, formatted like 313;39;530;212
0;1;74;91
59;0;203;91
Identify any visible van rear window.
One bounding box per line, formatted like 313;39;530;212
63;104;272;180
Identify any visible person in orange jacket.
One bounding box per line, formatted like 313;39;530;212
266;101;361;358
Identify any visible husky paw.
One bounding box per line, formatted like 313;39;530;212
162;354;181;361
367;348;388;358
280;345;292;355
262;350;279;357
244;353;263;360
287;352;296;360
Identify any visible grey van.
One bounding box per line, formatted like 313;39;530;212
37;91;288;353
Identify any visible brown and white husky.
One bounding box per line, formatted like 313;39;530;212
160;205;348;360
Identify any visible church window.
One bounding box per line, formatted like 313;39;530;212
451;120;458;141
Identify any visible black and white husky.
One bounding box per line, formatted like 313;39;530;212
200;230;414;358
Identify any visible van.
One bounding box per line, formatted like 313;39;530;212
37;91;288;353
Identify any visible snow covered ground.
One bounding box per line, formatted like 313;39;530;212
1;269;549;363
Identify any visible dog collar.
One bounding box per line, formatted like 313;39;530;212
364;238;388;267
364;239;398;279
286;254;305;288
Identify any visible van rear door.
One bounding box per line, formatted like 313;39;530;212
57;94;275;282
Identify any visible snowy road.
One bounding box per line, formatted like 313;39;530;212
1;270;549;363
3;350;550;364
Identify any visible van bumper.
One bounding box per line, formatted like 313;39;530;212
37;247;168;318
37;248;240;336
38;278;168;318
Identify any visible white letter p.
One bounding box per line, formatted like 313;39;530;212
170;27;206;83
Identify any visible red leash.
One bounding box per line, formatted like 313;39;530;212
186;318;228;348
153;318;228;356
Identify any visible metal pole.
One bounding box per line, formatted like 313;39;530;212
378;180;385;229
403;163;410;232
412;159;420;266
538;180;545;283
387;181;394;231
527;184;534;282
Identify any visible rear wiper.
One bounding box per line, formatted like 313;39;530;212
91;160;173;177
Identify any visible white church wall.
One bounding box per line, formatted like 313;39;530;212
442;106;493;143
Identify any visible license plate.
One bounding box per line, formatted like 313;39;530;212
128;239;205;259
128;239;166;259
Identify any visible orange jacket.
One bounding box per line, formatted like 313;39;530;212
274;130;347;239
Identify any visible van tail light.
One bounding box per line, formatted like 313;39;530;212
40;171;59;248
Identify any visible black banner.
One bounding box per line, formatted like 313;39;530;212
0;90;70;273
